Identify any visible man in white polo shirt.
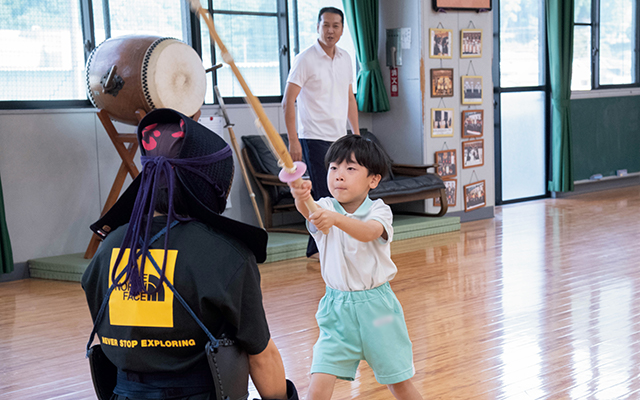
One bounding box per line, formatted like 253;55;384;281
282;6;360;258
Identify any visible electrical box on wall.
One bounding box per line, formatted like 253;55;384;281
386;29;402;67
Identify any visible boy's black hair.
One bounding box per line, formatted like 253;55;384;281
318;7;344;25
325;134;391;178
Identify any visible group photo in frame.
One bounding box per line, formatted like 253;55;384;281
461;75;483;104
462;109;483;138
434;179;457;207
464;180;486;212
435;149;457;177
429;28;453;59
461;29;482;58
432;0;492;12
431;108;454;137
462;139;484;168
430;68;454;97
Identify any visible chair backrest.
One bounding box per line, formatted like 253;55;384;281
241;134;288;176
241;134;292;203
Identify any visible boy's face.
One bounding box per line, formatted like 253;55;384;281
327;156;381;212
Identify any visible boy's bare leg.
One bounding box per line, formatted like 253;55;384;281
307;373;337;400
387;379;423;400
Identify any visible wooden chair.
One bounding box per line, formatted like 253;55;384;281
362;131;448;217
241;131;447;233
241;134;303;233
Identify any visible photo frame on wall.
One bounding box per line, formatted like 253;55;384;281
462;139;484;168
430;68;454;97
429;28;453;59
433;0;492;12
461;29;482;58
434;179;457;207
461;76;483;104
435;149;457;177
431;108;454;137
462;110;483;138
464;180;486;212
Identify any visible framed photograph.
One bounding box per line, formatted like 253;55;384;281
461;29;482;58
464;180;486;212
461;76;483;105
430;68;454;97
431;108;454;137
462;139;484;168
433;0;492;12
462;110;484;138
429;28;453;59
434;179;457;207
435;149;457;177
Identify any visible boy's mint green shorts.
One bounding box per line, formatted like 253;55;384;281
311;282;415;385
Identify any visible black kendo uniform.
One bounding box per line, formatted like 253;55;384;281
82;108;297;400
82;217;270;398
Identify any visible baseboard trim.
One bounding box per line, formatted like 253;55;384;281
0;262;29;283
446;205;495;223
554;174;640;198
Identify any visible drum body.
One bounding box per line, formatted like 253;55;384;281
86;35;206;125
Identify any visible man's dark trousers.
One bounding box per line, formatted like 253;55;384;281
300;138;333;258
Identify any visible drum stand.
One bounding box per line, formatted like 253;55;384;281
84;109;144;259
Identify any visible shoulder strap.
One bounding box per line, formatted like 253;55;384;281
141;242;219;347
84;221;220;356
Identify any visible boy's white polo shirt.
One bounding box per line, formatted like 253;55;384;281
287;40;353;142
309;197;397;292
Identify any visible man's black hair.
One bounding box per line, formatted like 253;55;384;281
325;134;391;178
318;7;344;25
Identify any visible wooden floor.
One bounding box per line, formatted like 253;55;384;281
1;185;639;400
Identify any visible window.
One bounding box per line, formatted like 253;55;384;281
288;0;358;89
91;0;187;45
495;0;548;203
0;0;357;106
201;0;287;102
498;0;546;88
572;0;638;90
0;1;87;101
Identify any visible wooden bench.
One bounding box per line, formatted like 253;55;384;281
241;131;447;233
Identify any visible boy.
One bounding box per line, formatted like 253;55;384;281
288;135;423;400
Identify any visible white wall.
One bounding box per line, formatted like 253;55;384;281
372;0;424;165
0;105;372;264
373;0;494;216
423;2;495;214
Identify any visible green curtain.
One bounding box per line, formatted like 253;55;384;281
0;173;13;274
342;0;390;112
546;0;575;192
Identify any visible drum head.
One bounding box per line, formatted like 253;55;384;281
143;39;206;118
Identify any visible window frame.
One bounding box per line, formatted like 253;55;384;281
0;0;296;109
574;0;640;92
198;0;290;104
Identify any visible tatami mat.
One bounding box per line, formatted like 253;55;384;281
28;215;460;282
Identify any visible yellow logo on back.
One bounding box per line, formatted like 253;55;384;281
108;248;178;327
